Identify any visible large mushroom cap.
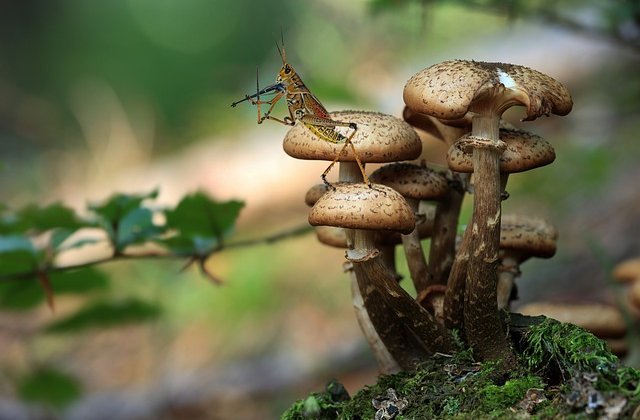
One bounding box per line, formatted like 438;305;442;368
283;111;422;162
448;129;555;174
309;183;415;234
500;214;558;259
403;60;573;122
369;163;449;201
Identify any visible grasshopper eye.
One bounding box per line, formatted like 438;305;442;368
284;65;291;75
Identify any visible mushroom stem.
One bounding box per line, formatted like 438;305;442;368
497;254;520;310
401;198;430;295
462;112;515;363
426;172;468;287
352;253;455;370
338;161;400;373
349;271;400;374
443;227;471;331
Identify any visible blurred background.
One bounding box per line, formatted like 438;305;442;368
0;0;639;418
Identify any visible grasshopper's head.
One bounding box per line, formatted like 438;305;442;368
276;63;296;84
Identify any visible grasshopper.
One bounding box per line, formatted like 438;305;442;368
231;39;369;186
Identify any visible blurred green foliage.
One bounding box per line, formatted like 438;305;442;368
18;367;82;408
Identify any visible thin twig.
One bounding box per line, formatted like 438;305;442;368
0;224;313;282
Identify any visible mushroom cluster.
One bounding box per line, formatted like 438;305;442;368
283;60;572;372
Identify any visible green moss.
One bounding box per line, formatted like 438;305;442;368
282;318;640;419
480;376;544;413
523;318;618;376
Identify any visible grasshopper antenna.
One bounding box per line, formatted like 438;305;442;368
275;29;286;64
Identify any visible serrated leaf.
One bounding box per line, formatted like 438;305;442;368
115;207;164;251
18;367;82;408
45;298;161;333
0;235;39;276
18;203;86;232
90;190;158;223
89;190;159;245
163;192;243;256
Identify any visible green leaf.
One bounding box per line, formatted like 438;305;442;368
0;235;39;276
50;267;110;294
89;190;159;246
90;190;158;224
116;207;164;251
0;268;109;311
18;203;85;232
163;192;243;256
18;367;82;408
0;280;43;310
45;298;161;333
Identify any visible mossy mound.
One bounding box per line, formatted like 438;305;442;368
282;318;640;419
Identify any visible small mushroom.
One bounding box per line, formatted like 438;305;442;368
497;215;558;309
310;183;454;369
402;108;471;289
448;128;555;199
370;163;448;295
404;60;572;362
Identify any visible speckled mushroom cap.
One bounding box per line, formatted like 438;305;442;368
518;302;627;339
315;226;348;248
314;206;436;249
304;184;331;207
369;163;449;201
283;111;422;162
448;129;555;173
403;60;573;122
309;183;415;234
500;214;558;259
613;258;640;283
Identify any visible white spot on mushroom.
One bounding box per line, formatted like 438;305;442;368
497;69;517;89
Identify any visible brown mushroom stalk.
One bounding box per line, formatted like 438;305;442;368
402;109;471;289
370;163;448;297
496;215;558;309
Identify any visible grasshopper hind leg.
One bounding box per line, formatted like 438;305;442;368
321;126;371;188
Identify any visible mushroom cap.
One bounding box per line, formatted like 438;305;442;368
448;129;555;174
283;111;422;163
314;226;348;248
500;214;558;259
403;60;573;122
613;257;640;283
314;206;436;249
369;163;449;201
309;183;415;234
518;302;627;339
305;184;331;207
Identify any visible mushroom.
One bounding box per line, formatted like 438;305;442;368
497;215;558;309
284;110;422;187
310;183;454;370
402;108;472;290
404;60;572;362
447;128;556;199
288;111;423;373
369;163;448;296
